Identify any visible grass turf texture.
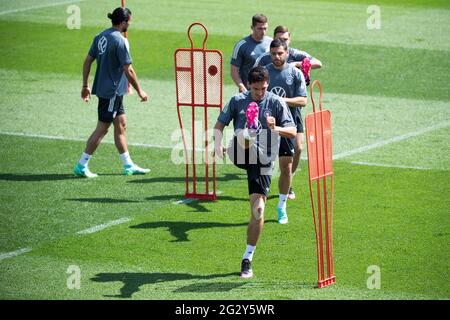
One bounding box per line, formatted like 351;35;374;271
0;0;449;300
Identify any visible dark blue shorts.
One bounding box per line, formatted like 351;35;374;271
98;95;125;123
227;136;272;197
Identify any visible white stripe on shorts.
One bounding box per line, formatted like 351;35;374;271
108;95;116;113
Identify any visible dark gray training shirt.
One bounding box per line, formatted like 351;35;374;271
254;47;314;68
88;28;132;99
230;35;272;87
218;91;295;162
265;63;307;100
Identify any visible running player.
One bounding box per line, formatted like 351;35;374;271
214;66;296;279
266;39;307;224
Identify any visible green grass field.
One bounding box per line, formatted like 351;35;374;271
0;0;449;300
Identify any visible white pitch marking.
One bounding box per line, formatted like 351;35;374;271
0;247;32;261
173;199;196;205
351;161;438;171
0;0;86;16
0;131;173;149
77;217;131;235
333;121;450;160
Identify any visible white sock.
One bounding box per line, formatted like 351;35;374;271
242;244;256;261
120;152;134;166
78;152;91;166
278;194;288;210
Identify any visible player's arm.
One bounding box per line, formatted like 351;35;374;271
230;65;247;93
123;64;148;102
266;116;296;139
310;57;322;69
284;96;307;108
213;121;226;158
81;54;95;102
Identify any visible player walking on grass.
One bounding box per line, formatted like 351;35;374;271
214;66;296;279
230;14;272;93
255;26;322;200
266;39;307;224
74;7;149;178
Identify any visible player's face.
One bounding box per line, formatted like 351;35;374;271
122;15;132;33
250;81;268;102
270;46;288;67
275;32;291;46
251;22;268;41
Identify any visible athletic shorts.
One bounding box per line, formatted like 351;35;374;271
279;136;295;157
289;106;304;133
98;95;125;123
227;136;272;197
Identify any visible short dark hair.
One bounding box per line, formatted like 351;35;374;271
273;25;289;37
252;14;268;27
107;7;132;25
248;66;269;84
270;38;288;51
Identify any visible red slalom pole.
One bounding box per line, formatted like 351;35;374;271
305;80;336;288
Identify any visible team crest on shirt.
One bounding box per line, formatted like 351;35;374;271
98;36;107;54
286;69;294;85
271;86;286;98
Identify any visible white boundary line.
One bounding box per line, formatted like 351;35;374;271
351;161;440;171
333;121;450;160
0;131;173;149
0;247;32;261
0;0;86;16
77;217;131;235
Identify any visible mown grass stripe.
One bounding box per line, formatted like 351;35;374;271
0;248;32;261
333;120;450;160
77;218;131;235
0;0;86;16
0;131;173;149
351;161;439;171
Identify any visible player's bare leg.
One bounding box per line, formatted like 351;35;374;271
277;156;292;224
113;114;150;175
290;132;304;199
241;193;266;279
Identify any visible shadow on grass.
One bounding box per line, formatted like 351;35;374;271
146;194;248;213
130;219;278;242
65;198;142;204
91;271;240;298
128;173;245;184
130;220;248;242
0;173;77;181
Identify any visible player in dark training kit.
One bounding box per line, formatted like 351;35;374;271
74;7;149;178
265;39;308;224
214;66;296;279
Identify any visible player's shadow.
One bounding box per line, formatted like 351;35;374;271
65;198;142;204
91;271;239;298
0;173;77;182
129;220;250;242
145;194;247;213
128;173;245;184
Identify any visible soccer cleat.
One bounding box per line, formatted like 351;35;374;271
243;102;259;140
288;188;296;200
73;163;98;178
277;207;288;224
240;259;253;279
123;164;150;175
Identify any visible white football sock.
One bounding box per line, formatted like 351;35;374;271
278;194;288;210
120;152;134;166
78;152;91;166
242;244;256;261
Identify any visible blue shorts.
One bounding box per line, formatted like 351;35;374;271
98;95;125;123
